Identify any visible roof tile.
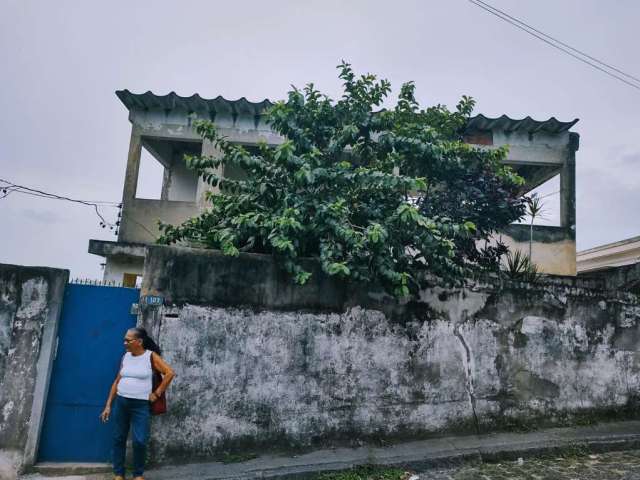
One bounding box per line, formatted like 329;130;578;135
116;90;578;134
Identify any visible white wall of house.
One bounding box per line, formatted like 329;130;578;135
578;236;640;273
103;257;144;285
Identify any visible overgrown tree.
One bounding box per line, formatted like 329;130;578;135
158;62;527;298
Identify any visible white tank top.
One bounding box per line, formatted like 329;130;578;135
117;350;152;400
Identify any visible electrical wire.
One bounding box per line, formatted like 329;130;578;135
471;0;640;85
0;178;121;229
0;179;120;205
467;0;640;92
539;189;560;199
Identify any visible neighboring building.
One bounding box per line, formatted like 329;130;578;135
577;235;640;273
89;91;579;285
577;236;640;293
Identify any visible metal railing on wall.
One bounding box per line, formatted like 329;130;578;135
69;278;129;288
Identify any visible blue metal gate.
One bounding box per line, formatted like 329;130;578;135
38;283;140;462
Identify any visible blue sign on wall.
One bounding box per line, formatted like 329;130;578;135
141;295;164;306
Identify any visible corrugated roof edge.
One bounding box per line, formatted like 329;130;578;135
116;90;579;133
115;90;273;117
467;114;578;134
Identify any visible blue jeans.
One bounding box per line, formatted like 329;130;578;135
112;395;151;477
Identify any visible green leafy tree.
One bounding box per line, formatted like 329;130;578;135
158;62;526;297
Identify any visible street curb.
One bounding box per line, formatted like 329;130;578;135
237;436;640;480
21;422;640;480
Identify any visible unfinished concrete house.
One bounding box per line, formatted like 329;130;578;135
89;91;578;286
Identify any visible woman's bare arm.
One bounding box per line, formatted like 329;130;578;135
150;352;175;399
100;374;121;422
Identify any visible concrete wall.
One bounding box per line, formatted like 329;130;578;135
0;264;68;479
499;224;576;276
501;236;576;276
165;155;198;202
493;130;572;166
118;198;198;244
139;245;639;465
581;263;640;295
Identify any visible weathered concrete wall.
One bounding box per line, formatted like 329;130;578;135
499;224;576;276
165;156;199;202
582;263;640;295
0;264;68;479
119;198;197;244
140;245;640;465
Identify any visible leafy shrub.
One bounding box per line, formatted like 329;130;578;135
158;62;526;297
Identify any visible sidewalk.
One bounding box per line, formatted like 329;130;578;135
23;420;640;480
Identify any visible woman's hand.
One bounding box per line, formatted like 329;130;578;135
149;392;159;403
100;406;111;423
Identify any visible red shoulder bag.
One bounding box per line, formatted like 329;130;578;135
150;353;167;415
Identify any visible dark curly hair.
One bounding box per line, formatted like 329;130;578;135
129;327;161;355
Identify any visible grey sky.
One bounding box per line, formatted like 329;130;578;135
1;0;639;279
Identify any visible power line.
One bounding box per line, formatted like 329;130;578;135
468;0;640;90
467;0;640;92
472;0;640;85
0;179;120;205
539;189;560;199
0;186;118;205
0;178;122;230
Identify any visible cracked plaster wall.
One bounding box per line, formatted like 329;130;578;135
140;246;640;465
0;264;68;479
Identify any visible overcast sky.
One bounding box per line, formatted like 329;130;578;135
1;0;639;279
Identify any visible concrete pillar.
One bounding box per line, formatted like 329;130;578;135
160;168;172;201
560;132;578;238
195;139;224;211
122;127;143;204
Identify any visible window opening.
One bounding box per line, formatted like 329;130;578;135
135;146;164;200
136;138;201;202
515;173;561;227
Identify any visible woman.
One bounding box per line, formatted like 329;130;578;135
100;327;175;480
